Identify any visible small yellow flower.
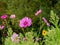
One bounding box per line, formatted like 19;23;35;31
42;30;47;36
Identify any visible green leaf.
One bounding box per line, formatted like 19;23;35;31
50;10;59;26
7;28;13;37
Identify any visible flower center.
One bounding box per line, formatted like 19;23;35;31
14;37;18;41
24;21;28;25
44;32;45;34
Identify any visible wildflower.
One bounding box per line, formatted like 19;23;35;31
0;25;4;30
1;14;7;19
36;38;40;42
19;17;32;28
34;37;41;42
42;17;50;26
23;37;27;41
42;30;47;36
11;33;20;43
10;14;16;19
35;9;42;16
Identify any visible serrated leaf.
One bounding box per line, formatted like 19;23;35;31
8;28;13;37
50;10;59;26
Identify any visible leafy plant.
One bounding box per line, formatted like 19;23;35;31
4;30;41;45
44;10;60;45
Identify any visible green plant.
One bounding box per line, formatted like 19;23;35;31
4;29;42;45
44;10;60;45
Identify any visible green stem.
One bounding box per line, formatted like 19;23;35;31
22;28;25;36
55;25;59;43
4;19;8;28
40;23;45;30
12;19;14;25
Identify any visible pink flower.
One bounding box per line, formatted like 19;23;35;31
10;14;16;19
42;17;50;26
1;14;7;19
0;25;4;30
11;33;20;43
19;17;32;28
35;9;42;16
23;37;27;41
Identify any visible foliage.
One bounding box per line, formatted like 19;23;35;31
44;10;60;45
0;0;60;45
4;30;42;45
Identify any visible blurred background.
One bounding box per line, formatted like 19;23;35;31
0;0;60;18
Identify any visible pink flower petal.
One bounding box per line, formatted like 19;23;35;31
35;9;42;16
